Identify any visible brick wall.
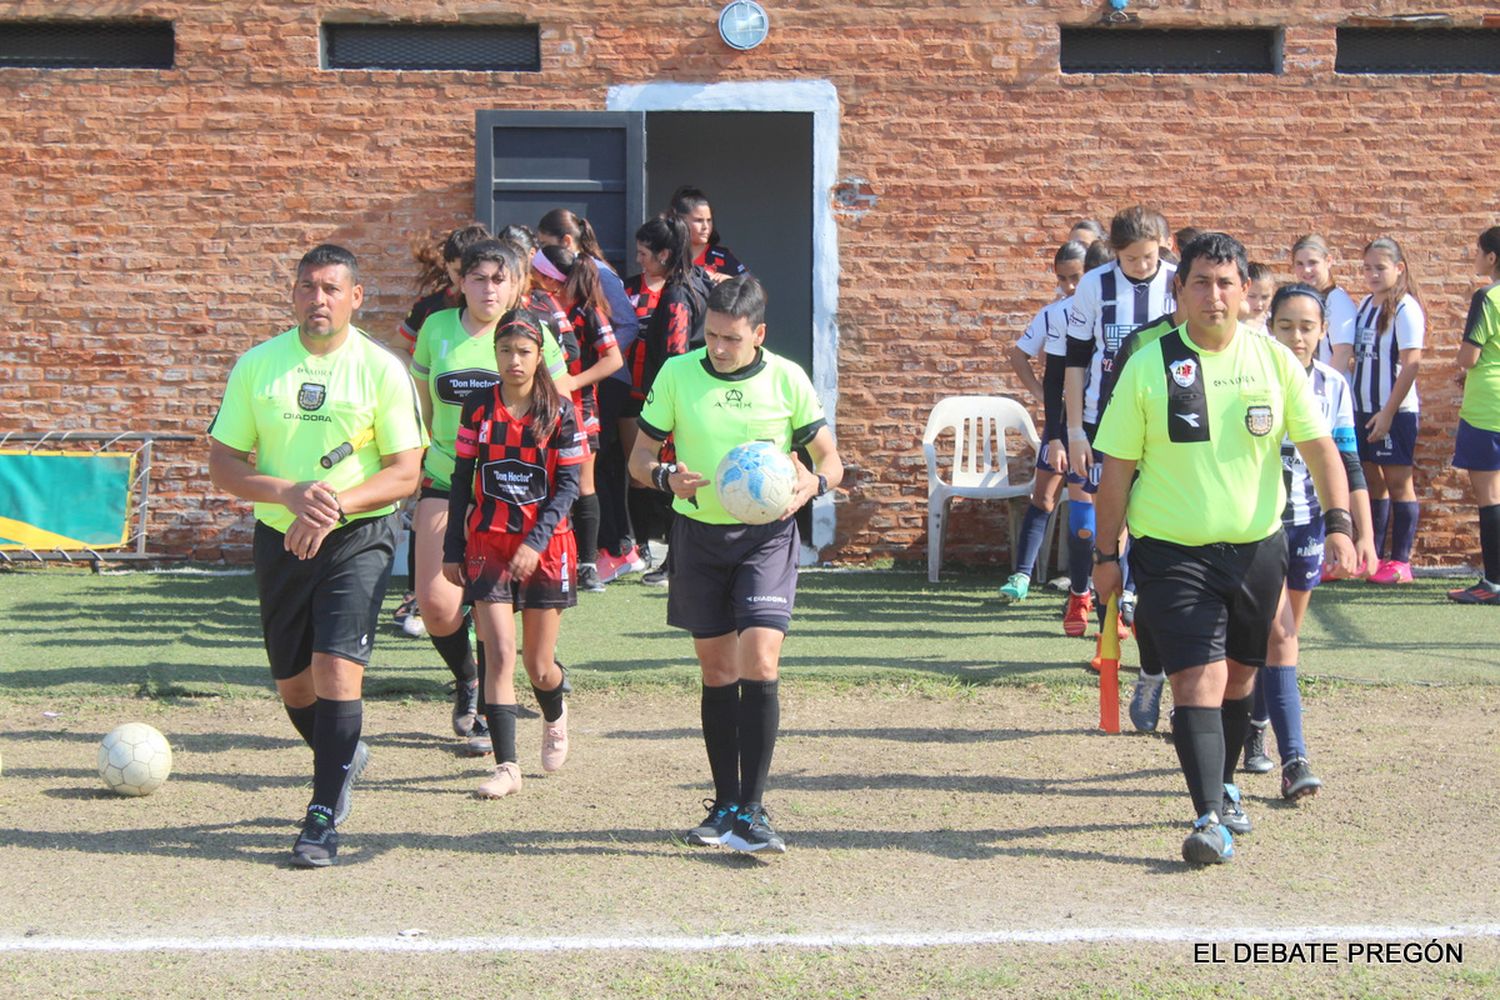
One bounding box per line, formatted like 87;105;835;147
1;1;1495;567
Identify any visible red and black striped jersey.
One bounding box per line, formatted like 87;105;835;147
694;244;747;277
566;302;618;423
622;275;662;399
449;386;585;556
528;289;580;368
399;287;461;355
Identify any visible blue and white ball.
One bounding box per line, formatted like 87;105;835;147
715;441;799;525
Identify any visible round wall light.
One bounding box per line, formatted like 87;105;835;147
718;1;770;51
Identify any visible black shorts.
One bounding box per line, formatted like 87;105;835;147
667;516;799;638
253;514;398;681
1129;532;1287;674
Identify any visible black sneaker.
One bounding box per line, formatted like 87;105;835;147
1181;811;1234;865
290;808;338;868
1281;757;1324;801
577;563;606;593
462;714;492;756
641;566;669;587
722;804;787;854
685;799;738;846
452;681;479;737
1242;723;1274;774
1220;783;1252;836
333;740;369;828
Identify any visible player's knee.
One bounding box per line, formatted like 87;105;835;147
1069;500;1095;540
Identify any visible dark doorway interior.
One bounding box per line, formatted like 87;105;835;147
645;112;814;373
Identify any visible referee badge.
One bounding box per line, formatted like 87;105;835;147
1168;359;1198;388
297;382;327;412
1245;405;1274;437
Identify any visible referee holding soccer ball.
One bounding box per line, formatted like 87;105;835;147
209;245;427;868
628;275;842;854
1091;233;1356;866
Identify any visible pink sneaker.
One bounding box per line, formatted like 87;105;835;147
596;546;646;584
1368;560;1413;585
476;761;522;799
541;703;569;773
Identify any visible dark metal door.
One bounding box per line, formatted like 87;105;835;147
474;111;646;274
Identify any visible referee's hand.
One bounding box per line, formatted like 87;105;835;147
283;518;332;560
283;480;342;528
668;461;709;501
780;452;821;521
1091;561;1122;605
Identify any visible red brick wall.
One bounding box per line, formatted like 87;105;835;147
1;2;1495;567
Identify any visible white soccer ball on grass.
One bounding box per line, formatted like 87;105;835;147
715;441;800;525
98;722;172;796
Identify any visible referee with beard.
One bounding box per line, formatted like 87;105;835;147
209;244;427;867
1091;233;1356;865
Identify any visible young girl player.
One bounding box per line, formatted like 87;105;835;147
1000;239;1086;603
443;309;584;799
531;244;624;591
1353;237;1426;584
1242;284;1378;799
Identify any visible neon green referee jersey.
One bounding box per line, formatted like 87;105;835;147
209;327;428;533
1094;323;1327;547
639;347;826;525
1460;282;1500;433
412;308;567;489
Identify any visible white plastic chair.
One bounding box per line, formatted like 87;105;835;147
922;395;1041;583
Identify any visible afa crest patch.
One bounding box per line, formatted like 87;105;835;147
1168;359;1197;388
1245;405;1274;437
297;382;326;411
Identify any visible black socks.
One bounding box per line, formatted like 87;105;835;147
1480;503;1500;584
701;682;741;805
285;701;316;748
485;702;519;764
738;679;780;809
574;492;601;567
1171;706;1225;819
429;616;478;685
532;678;567;723
310;697;362;815
1219;694;1254;786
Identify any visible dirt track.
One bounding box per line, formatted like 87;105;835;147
1;684;1496;997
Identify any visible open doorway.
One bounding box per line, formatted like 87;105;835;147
644;112;814;373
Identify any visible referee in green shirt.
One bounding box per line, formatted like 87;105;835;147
1092;233;1357;865
208;245;427;867
628;276;843;855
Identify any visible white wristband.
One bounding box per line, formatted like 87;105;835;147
1067;428;1089;442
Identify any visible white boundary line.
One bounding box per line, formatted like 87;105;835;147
4;924;1498;954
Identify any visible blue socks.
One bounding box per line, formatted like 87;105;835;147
1260;665;1306;762
1370;497;1391;559
1067;500;1095;594
1014;503;1052;578
1390;500;1419;564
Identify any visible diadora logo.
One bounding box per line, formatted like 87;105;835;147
1174;412;1202;428
297;382;326;411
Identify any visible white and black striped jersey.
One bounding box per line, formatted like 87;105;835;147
1282;359;1355;526
1352;293;1425;414
1316;286;1358;369
1015;298;1071;360
1065;261;1177;424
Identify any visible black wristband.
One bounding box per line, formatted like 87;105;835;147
1323;507;1353;539
652;463;677;494
816;473;829;497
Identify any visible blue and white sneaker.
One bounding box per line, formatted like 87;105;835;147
685;799;738;847
1129;672;1164;733
1220;783;1252;836
722;805;787;854
1181;811;1234;865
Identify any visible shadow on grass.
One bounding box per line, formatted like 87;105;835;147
0;817;1183;871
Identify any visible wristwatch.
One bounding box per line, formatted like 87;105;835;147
1092;549;1119;565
